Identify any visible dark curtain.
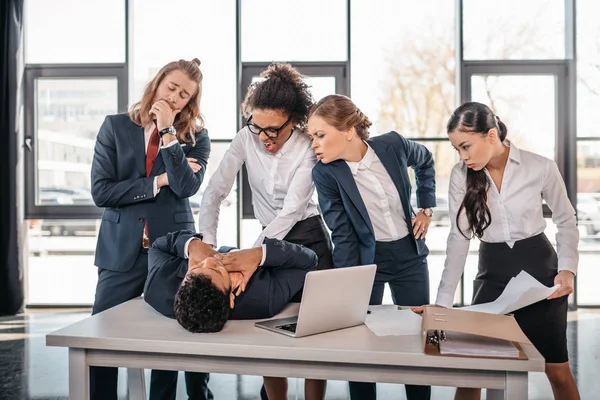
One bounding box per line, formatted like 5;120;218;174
0;0;24;316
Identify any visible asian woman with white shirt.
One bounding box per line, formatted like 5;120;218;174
426;102;579;400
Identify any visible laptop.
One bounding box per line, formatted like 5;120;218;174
254;264;377;338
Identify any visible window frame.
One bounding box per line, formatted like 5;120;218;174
24;64;128;219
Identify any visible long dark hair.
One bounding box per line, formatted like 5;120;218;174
447;102;507;238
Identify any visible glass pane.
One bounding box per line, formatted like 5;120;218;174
25;0;125;63
27;218;100;304
400;140;460;305
35;78;118;206
304;77;336;103
470;75;556;160
351;0;455;138
241;219;264;250
577;0;600;138
130;0;237;139
463;250;480;305
576;141;600;305
241;0;347;62
251;75;336;103
463;0;564;60
196;142;239;248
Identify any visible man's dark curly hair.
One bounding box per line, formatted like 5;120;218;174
241;62;314;132
174;274;230;333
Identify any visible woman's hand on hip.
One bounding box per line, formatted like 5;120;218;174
412;212;432;239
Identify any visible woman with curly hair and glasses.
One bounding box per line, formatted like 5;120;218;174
196;62;331;400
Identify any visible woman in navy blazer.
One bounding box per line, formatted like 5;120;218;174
90;58;211;400
307;95;435;400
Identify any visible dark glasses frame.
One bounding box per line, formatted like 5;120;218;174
246;115;292;139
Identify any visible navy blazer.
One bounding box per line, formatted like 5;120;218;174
312;131;436;268
91;113;210;272
144;230;318;320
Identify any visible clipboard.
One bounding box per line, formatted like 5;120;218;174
421;307;532;360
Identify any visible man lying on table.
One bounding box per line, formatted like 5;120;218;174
143;229;320;400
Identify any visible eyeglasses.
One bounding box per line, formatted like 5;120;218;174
246;115;292;139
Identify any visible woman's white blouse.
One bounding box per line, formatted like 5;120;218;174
435;141;579;307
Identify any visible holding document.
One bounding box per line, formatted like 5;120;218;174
415;103;579;400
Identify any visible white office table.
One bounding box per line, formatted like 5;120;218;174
46;298;544;400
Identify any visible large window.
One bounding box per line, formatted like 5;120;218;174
576;0;600;306
25;0;125;63
34;78;118;205
24;67;127;220
130;0;237;140
22;0;600;308
241;0;347;62
463;0;565;60
351;0;456;304
351;0;455;139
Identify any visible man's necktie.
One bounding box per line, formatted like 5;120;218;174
146;127;160;176
143;127;160;247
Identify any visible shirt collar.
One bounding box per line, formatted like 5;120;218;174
346;142;375;176
144;122;157;136
276;128;300;156
505;139;521;164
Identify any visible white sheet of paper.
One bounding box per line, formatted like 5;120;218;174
460;271;560;315
364;308;422;336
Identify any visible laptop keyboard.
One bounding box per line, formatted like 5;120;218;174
276;323;297;333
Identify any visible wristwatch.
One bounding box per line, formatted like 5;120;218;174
420;208;434;217
158;126;176;137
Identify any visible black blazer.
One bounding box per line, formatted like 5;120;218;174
91;113;210;272
312;131;436;268
144;230;318;320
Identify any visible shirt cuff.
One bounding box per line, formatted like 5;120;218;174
201;234;217;248
161;139;179;149
184;237;200;259
259;244;267;266
435;291;455;309
153;176;161;196
558;261;577;276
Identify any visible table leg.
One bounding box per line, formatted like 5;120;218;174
487;371;528;400
69;348;89;400
127;368;147;400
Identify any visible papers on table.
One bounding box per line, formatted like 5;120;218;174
439;331;520;358
363;271;558;342
364;305;422;336
459;271;560;315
